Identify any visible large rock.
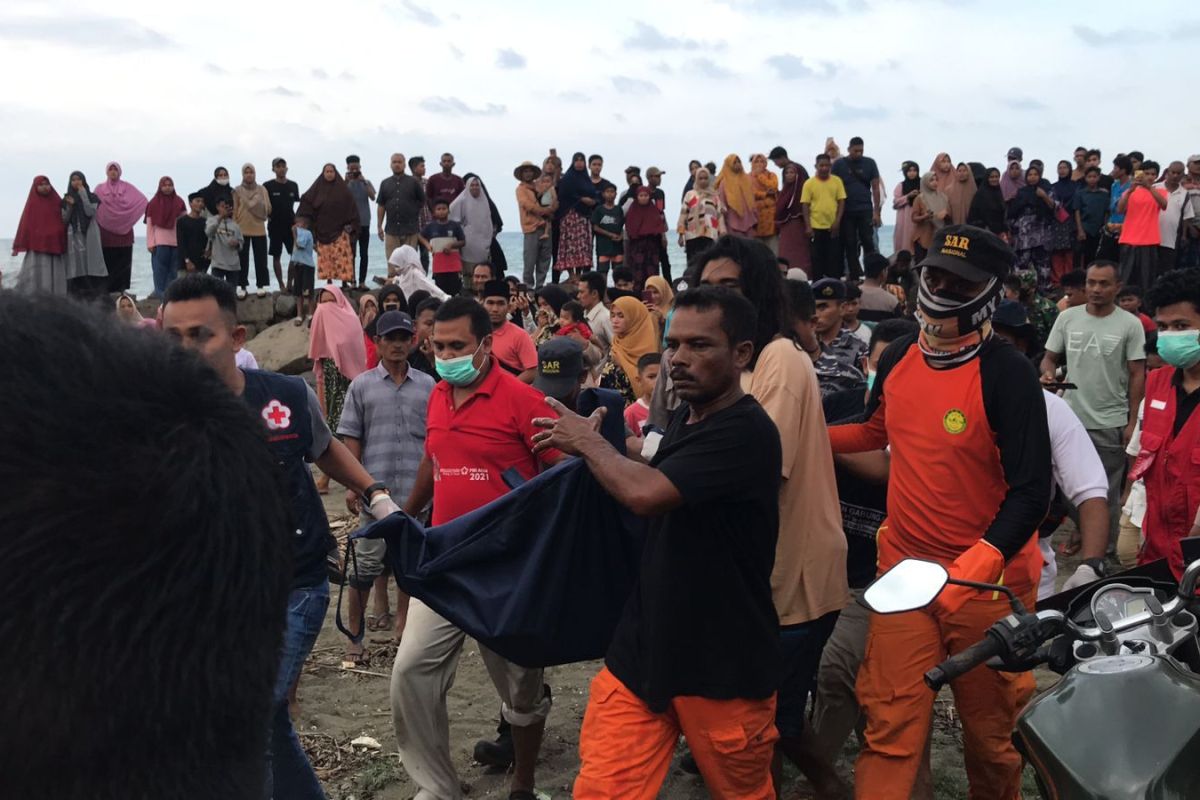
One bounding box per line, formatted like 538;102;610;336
274;294;298;319
237;294;276;327
245;319;311;375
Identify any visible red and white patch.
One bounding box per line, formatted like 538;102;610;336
262;399;292;431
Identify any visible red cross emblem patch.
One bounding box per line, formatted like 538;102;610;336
262;399;292;431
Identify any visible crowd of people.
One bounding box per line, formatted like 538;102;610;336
10;135;1200;800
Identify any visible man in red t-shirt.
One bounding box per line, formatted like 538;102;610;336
481;279;538;383
1118;160;1168;291
393;297;563;800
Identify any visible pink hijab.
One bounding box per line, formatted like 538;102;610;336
308;285;367;380
94;162;148;234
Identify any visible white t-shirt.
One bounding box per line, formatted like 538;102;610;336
845;321;872;348
1045;390;1108;507
235;347;259;371
1159;184;1196;250
1123;400;1147;527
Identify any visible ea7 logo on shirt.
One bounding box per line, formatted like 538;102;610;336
261;399;292;431
943;408;967;435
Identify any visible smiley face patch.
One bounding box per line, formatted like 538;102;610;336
943;409;967;435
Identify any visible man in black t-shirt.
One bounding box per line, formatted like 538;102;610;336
830;137;882;281
533;287;782;799
263;157;300;291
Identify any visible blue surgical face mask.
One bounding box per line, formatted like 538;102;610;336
866;368;877;391
1156;330;1200;369
435;342;484;386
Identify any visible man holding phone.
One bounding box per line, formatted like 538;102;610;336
346;155;376;287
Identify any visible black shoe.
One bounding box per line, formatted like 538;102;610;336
473;728;514;769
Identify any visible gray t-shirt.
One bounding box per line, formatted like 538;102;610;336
347;178;374;227
1045;305;1146;430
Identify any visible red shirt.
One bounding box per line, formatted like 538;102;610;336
490;321;538;374
1119;186;1165;246
425;357;560;524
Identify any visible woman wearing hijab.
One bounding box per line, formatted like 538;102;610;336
677;167;727;268
115;292;156;328
554;152;601;277
1049;160;1079;285
999;160;1024;203
749;154;779;252
143;176;186;297
199;166;233;216
297;164;359;290
449;174;495;280
773;162;810;276
13;176;68;296
910;171;950;261
715;154;758;237
892;161;922;254
308;285;368;490
94;162;147;293
643;274;676;346
624;185;667;292
931;153;977;225
532;284;570;345
464;172;508;279
967;168;1009;238
387;243;448;301
359;293;380;369
233;164;272;296
61;171;108;298
599;296;661;406
1007;165;1057;288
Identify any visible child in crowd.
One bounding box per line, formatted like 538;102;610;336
1072;166;1110;268
1117;285;1156;335
535;173;556;243
177;192;210;274
623;352;661;436
420;198;466;297
842;283;871;346
612;266;635;292
205;198;243;285
591;184;625;274
556;300;593;340
292;215;316;326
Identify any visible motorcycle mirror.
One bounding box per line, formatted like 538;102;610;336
862;559;949;614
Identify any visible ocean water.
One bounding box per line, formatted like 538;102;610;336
2;227;896;296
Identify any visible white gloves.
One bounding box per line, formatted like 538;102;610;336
367;493;401;521
1062;564;1101;591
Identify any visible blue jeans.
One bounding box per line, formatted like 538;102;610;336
776;610;840;738
150;245;179;296
266;581;330;800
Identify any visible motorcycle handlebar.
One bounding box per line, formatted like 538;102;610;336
925;633;1003;691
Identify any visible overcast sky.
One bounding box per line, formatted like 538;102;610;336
3;0;1197;236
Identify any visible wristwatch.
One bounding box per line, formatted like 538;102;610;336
362;481;389;504
1081;557;1108;578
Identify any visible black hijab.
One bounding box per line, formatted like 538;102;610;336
900;161;921;195
199;166;233;215
555;152;600;219
967;169;1007;234
368;284;409;336
63;171;100;233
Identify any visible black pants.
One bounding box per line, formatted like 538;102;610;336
350;225;371;284
1096;229;1120;262
1119;244;1158;291
684;237;713;272
1158;246;1178;275
433;272;462;296
811;229;842;280
658;236;673;283
839;210;876;280
1077;234;1101;270
102;246;133;293
239;235;269;288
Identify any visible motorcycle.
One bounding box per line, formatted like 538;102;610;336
862;555;1200;799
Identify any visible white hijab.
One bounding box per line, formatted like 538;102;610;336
449;176;494;263
388;244;448;300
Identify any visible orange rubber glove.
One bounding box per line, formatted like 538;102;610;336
931;540;1005;618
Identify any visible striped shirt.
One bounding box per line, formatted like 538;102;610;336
337;363;435;499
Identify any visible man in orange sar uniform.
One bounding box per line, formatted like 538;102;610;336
829;224;1051;800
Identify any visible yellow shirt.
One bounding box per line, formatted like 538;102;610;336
800;175;847;231
743;338;850;625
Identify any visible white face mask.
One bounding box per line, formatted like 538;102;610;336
216;178;229;186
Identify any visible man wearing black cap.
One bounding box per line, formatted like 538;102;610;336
345;155;376;287
337;310;435;660
829;224;1051;799
810;278;868;397
482;279;538;383
533;337;587;406
264;157;300;291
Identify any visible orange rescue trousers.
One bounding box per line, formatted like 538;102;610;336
855;591;1037;800
573;667;779;800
